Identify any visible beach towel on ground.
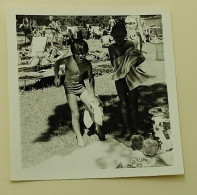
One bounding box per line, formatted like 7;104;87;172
112;48;155;90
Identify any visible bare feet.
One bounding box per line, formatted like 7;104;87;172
76;136;85;147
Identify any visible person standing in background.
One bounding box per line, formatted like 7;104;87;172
108;16;116;32
125;15;146;51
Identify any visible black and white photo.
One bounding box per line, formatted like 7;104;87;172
7;8;184;180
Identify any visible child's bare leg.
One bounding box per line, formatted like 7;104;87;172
119;101;131;137
128;87;138;134
95;124;105;141
115;79;131;138
67;94;85;147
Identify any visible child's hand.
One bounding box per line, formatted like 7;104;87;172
54;77;60;87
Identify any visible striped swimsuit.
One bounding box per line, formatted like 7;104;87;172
64;81;86;96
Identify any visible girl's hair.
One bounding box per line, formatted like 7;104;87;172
70;39;89;56
111;20;127;36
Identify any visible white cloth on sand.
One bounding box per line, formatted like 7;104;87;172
83;97;103;127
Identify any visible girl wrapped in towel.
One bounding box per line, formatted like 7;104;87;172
108;21;155;140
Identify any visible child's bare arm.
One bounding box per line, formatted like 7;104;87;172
54;59;61;86
54;59;60;77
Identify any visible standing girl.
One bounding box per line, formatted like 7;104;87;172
108;21;154;140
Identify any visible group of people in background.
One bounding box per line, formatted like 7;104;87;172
19;17;46;43
18;15;147;52
100;15;146;52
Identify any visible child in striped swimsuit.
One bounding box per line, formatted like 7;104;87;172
54;39;105;147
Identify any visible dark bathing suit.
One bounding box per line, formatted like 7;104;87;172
64;81;86;96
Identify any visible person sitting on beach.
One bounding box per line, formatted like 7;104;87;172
100;30;113;48
28;46;65;71
55;20;62;34
54;39;105;147
108;21;154;140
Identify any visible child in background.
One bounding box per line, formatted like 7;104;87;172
108;21;153;140
54;39;105;147
100;30;113;48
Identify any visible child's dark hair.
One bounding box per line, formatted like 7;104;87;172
70;39;89;56
111;20;127;36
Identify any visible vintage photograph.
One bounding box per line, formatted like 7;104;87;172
7;8;184;180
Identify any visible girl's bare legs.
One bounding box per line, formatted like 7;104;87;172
115;79;131;138
119;101;131;138
128;87;138;135
67;94;85;147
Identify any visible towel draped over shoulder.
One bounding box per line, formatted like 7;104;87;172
112;47;155;90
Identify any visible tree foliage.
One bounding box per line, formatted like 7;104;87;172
16;15;161;28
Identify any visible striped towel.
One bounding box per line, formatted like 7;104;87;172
112;48;155;90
